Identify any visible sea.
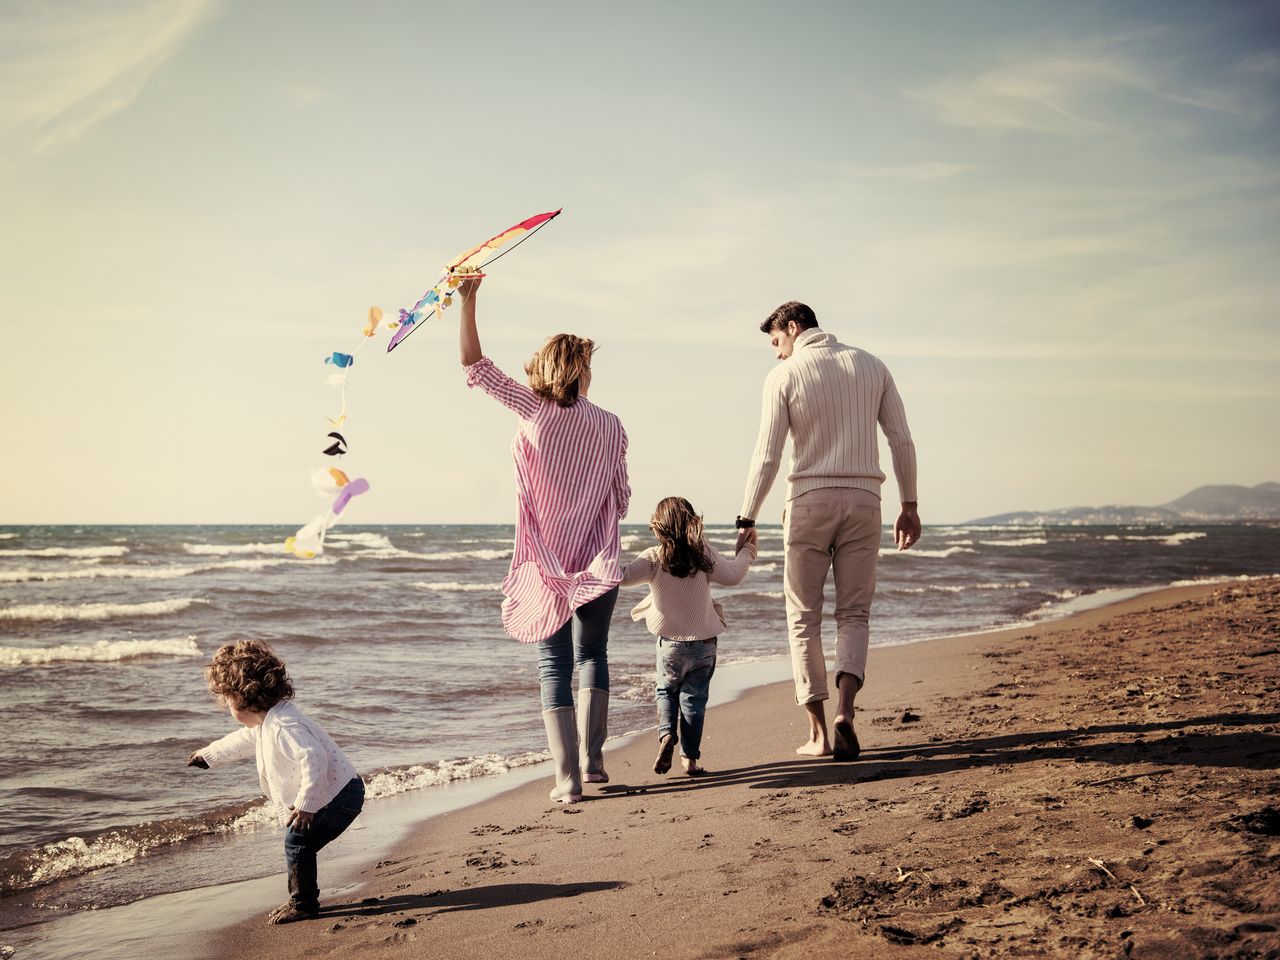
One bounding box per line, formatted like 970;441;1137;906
1;521;1277;948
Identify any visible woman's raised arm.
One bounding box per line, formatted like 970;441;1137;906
459;277;483;366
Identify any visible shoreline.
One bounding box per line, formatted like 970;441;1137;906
10;574;1278;959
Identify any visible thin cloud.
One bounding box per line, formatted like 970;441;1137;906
0;0;214;152
907;51;1260;135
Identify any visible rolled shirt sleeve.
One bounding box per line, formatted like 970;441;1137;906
465;356;542;420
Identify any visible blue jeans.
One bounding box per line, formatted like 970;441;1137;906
536;587;618;710
283;776;364;911
655;638;717;760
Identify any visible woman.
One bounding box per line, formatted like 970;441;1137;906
458;277;629;803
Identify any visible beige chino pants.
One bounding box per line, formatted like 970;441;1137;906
782;486;881;704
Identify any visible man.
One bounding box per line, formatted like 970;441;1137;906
738;301;920;761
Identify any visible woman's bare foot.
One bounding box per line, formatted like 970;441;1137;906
795;736;831;757
681;757;707;776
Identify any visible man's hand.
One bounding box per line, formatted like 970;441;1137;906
736;527;757;553
286;807;315;831
894;503;921;551
187;752;208;769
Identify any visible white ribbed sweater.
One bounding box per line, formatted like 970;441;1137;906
620;543;756;641
740;328;917;520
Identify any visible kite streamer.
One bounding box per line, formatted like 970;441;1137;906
284;210;563;558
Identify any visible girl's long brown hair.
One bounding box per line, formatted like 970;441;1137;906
650;497;714;579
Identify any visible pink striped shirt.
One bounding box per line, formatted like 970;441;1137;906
466;356;630;643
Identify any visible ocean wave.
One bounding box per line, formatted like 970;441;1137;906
182;542;282;556
890;580;1030;595
0;558;298;583
1102;532;1207;547
362;751;549;801
411;581;504;593
0;533;17;539
0;598;206;622
1169;573;1278;587
0;546;130;559
412;548;512;561
0;636;200;666
976;537;1047;547
0;800;262;895
880;546;977;558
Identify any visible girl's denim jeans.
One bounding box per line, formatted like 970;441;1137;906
655;637;718;760
536;587;619;710
283;776;365;912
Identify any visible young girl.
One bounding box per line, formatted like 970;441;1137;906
187;639;363;925
621;497;757;776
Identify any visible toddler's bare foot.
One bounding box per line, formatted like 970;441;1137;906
795;736;831;757
681;757;707;776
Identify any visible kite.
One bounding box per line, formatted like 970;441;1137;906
387;209;562;351
284;210;563;558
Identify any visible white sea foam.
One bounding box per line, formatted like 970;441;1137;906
893;580;1031;595
0;546;130;559
977;537;1047;547
0;558;297;583
0;533;17;539
879;546;977;558
1169;573;1278;587
0;636;200;666
411;581;504;593
412;548;512;561
1102;531;1207;547
0;598;206;622
182;542;282;556
363;752;549;801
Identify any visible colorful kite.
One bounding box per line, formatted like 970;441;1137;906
284;210;563;558
387;209;562;351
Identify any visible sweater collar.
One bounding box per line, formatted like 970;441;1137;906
796;327;831;350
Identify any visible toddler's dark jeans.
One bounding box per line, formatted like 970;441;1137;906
283;776;364;912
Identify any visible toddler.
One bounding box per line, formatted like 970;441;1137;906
187;639;363;924
621;497;757;775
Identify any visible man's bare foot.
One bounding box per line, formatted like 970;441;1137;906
681;757;707;776
795;737;831;757
268;901;319;925
654;734;676;774
832;715;860;761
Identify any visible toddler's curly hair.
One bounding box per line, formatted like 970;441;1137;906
205;639;294;712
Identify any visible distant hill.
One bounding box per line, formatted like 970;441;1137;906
968;482;1280;525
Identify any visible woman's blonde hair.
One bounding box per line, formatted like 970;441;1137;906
650;497;714;579
525;333;594;407
205;639;294;712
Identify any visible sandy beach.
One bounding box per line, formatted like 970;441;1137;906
192;578;1280;959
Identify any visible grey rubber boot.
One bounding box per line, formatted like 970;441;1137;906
542;706;582;803
578;687;609;783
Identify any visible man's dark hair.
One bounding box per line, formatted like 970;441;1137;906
760;301;818;334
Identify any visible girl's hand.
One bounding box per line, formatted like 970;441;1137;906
286;807;315;831
457;276;482;302
187;752;209;769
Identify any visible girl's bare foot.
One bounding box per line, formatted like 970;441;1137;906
681;757;707;776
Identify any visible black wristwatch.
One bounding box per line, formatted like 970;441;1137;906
735;516;756;529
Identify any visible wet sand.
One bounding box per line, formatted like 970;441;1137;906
207;578;1280;959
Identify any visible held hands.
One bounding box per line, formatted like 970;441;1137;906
186;752;209;769
735;527;758;553
286;807;315;831
895;504;922;551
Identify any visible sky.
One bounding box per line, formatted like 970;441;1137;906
2;0;1277;526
